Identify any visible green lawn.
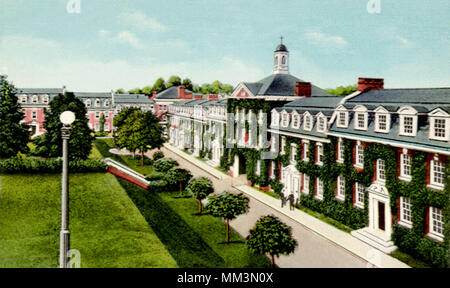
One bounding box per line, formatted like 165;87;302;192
118;179;270;268
0;173;177;268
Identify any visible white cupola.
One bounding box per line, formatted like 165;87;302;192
273;37;289;75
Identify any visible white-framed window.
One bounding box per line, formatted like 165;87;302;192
41;95;49;104
355;143;364;168
19;95;27;104
354;182;365;209
85;99;91;107
316;178;324;200
95;123;100;131
95;99;101;107
429;157;445;190
271;110;279;127
377;159;386;183
428;207;444;241
337;139;344;163
429;113;449;141
317;115;326;133
270;161;275;179
31;110;37;120
302;174;310;194
290;144;297;164
374;107;390;133
399;197;412;228
95;111;100;119
398;107;418;137
303;141;309;162
291;112;300;129
353;106;368;130
316;143;324;166
336;176;345;201
303;113;312;131
399;150;412;181
104;123;110;131
104;100;110;107
336;106;348;128
280;136;286;154
31;95;38;104
281;111;289;127
105;113;109;120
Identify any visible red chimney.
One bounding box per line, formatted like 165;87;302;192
207;94;219;100
150;91;157;100
194;95;203;100
296;82;311;97
177;86;186;99
357;78;384;92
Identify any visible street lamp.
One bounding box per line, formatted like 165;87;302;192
59;111;75;268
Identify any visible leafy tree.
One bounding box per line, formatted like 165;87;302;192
141;86;153;95
152;78;166;93
153;158;177;172
115;89;125;94
128;87;141;94
206;192;249;244
166;75;182;89
113;108;165;166
164;167;193;195
246;215;298;267
182;78;194;91
221;84;233;94
211;80;222;94
186;177;214;215
192;84;201;93
152;151;164;161
200;83;212;94
0;75;30;158
99;113;105;133
326;85;357;96
33;92;94;160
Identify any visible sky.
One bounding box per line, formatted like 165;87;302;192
0;0;449;92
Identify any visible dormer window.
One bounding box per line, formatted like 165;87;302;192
398;106;418;137
104;100;110;107
281;111;289;127
429;109;449;141
336;106;348;128
317;114;327;133
19;95;27;104
41;95;49;104
31;95;38;104
291;112;300;129
353;106;368;130
375;107;390;133
85;99;91;107
271;110;279;126
95;99;101;107
303;113;312;131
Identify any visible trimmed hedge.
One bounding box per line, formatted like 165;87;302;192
153;158;178;172
0;157;107;174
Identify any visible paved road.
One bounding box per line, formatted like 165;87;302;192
151;148;368;268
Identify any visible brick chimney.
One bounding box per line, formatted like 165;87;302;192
295;82;311;97
150;91;157;100
194;95;203;100
357;77;384;92
178;86;186;99
207;94;219;100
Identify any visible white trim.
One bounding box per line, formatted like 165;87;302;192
269;129;330;143
399;196;412;229
316;143;324;166
315;178;324;200
354;182;365;209
398;106;418;137
353;105;368;131
336;175;345;201
428;207;444;241
231;83;255;98
374;106;390;133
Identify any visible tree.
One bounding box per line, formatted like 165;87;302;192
182;78;193;91
211;80;222;94
33;91;94;160
166;75;182;89
206;192;249;244
164;167;193;195
141;86;153;95
114;108;165;166
152;78;166;93
115;89;125;94
326;85;357;96
200;83;212;95
186;177;214;215
246;215;298;267
221;84;233;94
153;158;177;172
99;113;105;133
128;88;141;94
0;75;30;158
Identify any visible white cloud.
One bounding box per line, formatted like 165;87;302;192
118;11;168;32
97;29;143;49
304;30;349;50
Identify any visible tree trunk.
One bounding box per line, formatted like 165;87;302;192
271;254;275;268
226;218;230;244
197;199;202;215
179;182;182;196
141;151;145;166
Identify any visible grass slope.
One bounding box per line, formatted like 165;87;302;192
0;173;177;268
119;179;270;268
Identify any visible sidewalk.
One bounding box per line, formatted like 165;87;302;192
163;143;409;268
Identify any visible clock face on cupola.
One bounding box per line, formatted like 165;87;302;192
273;37;289;75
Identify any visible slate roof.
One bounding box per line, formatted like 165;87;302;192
115;94;154;104
330;88;450;152
155;86;195;99
16;88;62;94
242;74;331;97
275;44;288;52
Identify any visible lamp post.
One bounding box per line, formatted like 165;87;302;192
59;111;75;268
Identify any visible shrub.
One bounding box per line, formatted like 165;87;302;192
0;157;107;174
148;179;169;193
145;172;166;181
152;151;164;161
153;158;178;172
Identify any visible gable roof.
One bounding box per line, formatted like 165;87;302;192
155;86;195;99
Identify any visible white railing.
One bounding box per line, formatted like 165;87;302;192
103;157;150;186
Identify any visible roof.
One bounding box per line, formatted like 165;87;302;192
16;88;62;94
155;86;194;99
275;44;288;52
242;74;331;97
115;94;154;104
